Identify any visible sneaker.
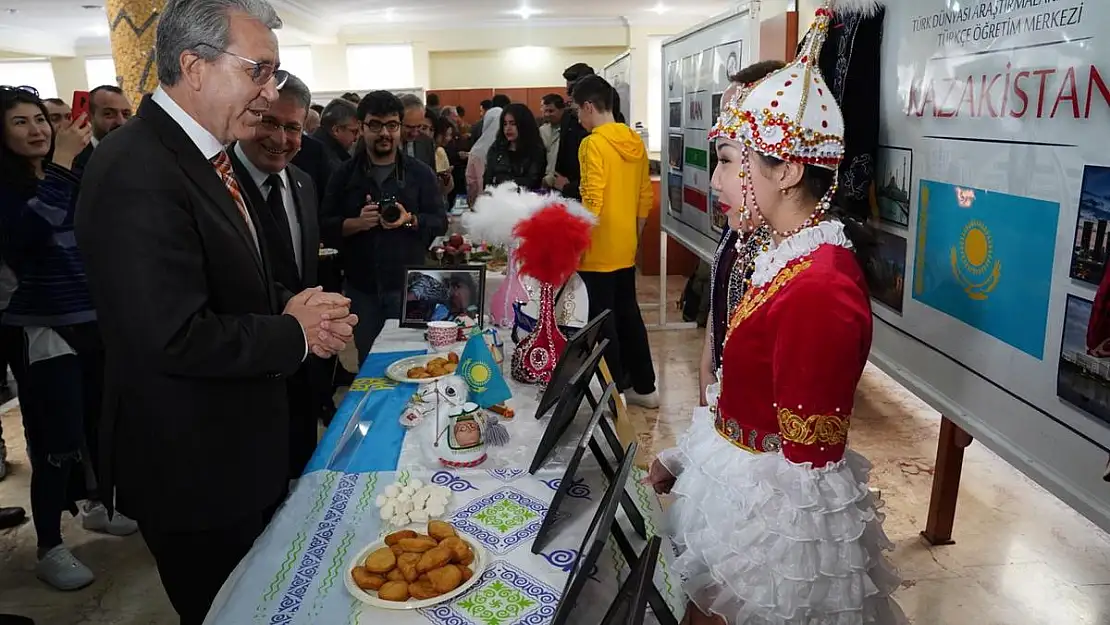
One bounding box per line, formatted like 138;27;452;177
82;502;139;537
35;545;94;591
625;389;661;409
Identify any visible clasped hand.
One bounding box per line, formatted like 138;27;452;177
284;287;359;358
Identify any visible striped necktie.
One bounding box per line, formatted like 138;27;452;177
211;151;259;252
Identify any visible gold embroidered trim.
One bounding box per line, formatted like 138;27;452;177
776;408;849;446
724;259;812;345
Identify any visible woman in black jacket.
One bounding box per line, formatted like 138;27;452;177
483;103;546;191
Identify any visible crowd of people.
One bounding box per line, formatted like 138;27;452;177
0;0;659;622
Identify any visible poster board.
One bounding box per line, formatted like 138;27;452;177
873;0;1110;531
601;51;633;125
660;3;759;262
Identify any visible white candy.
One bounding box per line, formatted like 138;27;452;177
426;503;445;518
400;500;416;514
375;495;388;507
402;485;416;496
427;494;448;508
380;503;395;520
410;509;429;524
396;492;411;504
384;484;401;498
409;479;424;490
414;490;430;503
391;513;410;526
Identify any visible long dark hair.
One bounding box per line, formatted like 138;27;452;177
0;87;54;194
756;153;876;279
497;103;543;158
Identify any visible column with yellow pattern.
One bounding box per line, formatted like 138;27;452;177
105;0;161;105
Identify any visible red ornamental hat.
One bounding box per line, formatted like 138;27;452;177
709;0;883;170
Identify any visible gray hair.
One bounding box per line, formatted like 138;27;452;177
319;98;357;131
277;73;311;113
399;93;424;111
156;0;283;86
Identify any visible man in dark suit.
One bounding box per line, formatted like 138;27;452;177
73;85;132;173
288;132;331;204
399;93;437;170
227;73;324;479
74;1;357;623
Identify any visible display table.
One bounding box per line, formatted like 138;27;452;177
203;322;685;625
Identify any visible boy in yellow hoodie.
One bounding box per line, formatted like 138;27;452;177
571;75;658;408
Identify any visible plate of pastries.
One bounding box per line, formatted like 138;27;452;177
386;352;460;384
346;520;486;609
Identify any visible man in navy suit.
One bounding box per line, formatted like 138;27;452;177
227;73;325;479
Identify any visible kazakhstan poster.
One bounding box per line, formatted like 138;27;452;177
912;180;1058;359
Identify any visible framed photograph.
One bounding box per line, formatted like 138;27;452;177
1058;295;1110;426
401;265;487;329
1069;164;1110;285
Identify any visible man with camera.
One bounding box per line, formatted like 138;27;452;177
321;91;446;363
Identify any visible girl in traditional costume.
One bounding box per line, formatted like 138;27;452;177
647;2;906;623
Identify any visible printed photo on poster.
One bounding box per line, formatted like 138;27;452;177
868;230;907;314
714;41;742;88
1069;165;1110;286
669;101;682;128
668;134;684;171
712;93;722;124
876;146;912;227
667;173;683;215
667;60;680;99
685;90;710;130
1058;295;1110;426
682;55;698;92
912;179;1059;359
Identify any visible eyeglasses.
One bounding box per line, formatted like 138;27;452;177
258;118;303;135
193;43;289;88
0;85;40;97
363;120;401;133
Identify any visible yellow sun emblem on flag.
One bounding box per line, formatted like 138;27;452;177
950;219;1001;301
461;360;492;393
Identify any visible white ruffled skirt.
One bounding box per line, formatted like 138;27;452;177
658;408;908;625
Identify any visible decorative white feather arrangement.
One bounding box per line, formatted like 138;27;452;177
462;183;596;245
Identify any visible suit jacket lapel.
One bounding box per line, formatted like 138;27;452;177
289;168;319;285
137;97;265;281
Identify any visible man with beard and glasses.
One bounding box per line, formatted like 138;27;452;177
73;84;132;172
227;73;327;479
321;90;446;362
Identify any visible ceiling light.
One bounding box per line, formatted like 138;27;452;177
80;4;103;9
514;5;540;19
650;2;670;14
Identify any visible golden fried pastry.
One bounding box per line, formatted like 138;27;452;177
417;546;453;573
459;565;473;583
427;520;457;541
390;544;405;557
363;547;397;574
447;352;459;364
427;564;464;593
406;367;425;378
397;552;421;583
408;578;441;600
378;581;410;602
428;358;448;368
443;362;457;373
386;568;406;583
351;566;386;591
385;530;418;546
439;537;473;564
398;537;439;553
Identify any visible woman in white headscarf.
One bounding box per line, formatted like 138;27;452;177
465;107;502;207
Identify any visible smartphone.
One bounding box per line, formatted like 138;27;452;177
70;90;90;124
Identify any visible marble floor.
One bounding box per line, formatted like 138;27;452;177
2;280;1110;623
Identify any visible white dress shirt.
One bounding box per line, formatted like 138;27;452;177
233;142;303;275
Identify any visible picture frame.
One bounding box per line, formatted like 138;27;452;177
400;265;487;329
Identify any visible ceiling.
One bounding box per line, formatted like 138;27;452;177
0;0;732;56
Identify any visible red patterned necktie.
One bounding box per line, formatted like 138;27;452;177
211;151;259;253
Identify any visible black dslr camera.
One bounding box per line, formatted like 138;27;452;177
379;194;401;225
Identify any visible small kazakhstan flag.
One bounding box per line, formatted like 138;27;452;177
458;333;512;408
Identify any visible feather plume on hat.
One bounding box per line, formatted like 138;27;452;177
462;183;595;246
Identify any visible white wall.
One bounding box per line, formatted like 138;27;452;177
429;46;627;90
